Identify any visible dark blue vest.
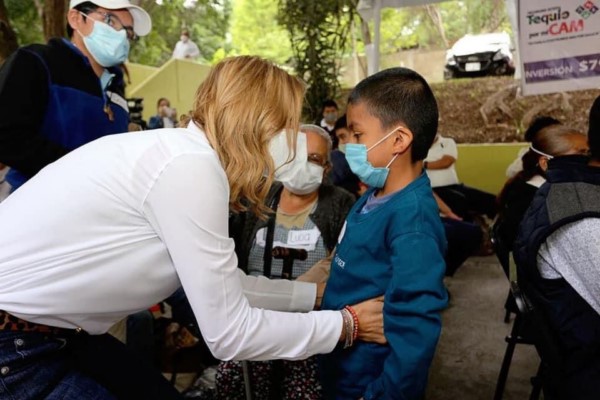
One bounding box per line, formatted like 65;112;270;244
514;155;600;399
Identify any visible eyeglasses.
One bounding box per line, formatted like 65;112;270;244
83;10;138;41
307;153;329;167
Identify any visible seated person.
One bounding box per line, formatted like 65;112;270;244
148;97;178;129
216;124;355;399
329;115;365;198
513;97;600;399
496;124;588;275
424;134;497;220
435;193;483;277
505;116;561;178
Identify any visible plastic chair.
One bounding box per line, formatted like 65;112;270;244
491;224;542;400
493;280;541;400
513;281;564;400
490;222;517;323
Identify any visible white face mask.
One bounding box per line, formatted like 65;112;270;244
530;145;554;160
282;162;324;195
269;130;309;183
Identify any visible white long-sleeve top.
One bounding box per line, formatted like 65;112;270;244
0;123;342;361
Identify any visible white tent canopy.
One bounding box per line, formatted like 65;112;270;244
357;0;449;75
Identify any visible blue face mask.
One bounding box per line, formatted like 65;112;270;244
79;15;130;67
345;127;401;188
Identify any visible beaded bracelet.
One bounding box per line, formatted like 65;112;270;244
344;305;359;342
340;308;354;348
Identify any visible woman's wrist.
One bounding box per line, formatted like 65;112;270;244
339;306;359;348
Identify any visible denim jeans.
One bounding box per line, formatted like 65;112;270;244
0;331;115;399
0;329;184;400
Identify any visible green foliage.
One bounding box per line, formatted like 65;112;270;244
5;0;511;73
228;0;292;65
6;0;44;45
373;0;512;53
129;0;231;66
278;0;355;121
4;0;231;66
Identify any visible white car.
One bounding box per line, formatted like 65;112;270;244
444;32;515;79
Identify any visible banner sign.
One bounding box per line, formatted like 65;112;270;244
518;0;600;95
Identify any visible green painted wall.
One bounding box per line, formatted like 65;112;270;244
455;143;529;195
125;63;158;95
126;59;212;122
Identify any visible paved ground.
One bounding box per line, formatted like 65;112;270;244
426;256;540;400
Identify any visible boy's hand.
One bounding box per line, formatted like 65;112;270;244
351;295;386;344
442;209;462;221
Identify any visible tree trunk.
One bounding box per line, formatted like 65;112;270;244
43;0;68;41
484;0;507;33
33;0;44;20
426;5;448;49
0;0;18;65
359;16;371;45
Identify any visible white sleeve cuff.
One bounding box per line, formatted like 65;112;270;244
239;270;316;312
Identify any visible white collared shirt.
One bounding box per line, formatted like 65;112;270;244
172;40;201;60
425;136;460;187
0;123;341;361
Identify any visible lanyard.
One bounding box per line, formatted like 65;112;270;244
262;187;283;278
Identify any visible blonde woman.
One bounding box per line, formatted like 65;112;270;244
0;56;384;400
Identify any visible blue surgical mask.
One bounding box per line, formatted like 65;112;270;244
345;127;400;188
79;15;130;67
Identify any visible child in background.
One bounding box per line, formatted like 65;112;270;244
320;67;448;400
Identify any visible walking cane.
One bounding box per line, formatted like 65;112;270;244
242;360;253;400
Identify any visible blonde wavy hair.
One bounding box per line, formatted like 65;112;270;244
190;56;305;218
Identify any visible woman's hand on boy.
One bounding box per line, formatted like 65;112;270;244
351;296;386;344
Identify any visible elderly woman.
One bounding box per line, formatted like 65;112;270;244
216;124;355;399
233;124;355;279
0;57;383;399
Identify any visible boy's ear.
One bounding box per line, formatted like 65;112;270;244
392;128;413;155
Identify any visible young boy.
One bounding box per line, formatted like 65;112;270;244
320;67;448;400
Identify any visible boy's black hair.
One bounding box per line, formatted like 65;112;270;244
333;114;347;132
524;115;561;142
66;2;98;38
321;99;338;112
348;67;438;162
588;96;600;160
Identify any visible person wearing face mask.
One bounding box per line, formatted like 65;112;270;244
329;114;364;198
216;124;355;399
0;56;384;399
320;67;448;400
316;99;340;149
0;0;151;192
172;29;201;60
495;124;589;275
148;97;178;129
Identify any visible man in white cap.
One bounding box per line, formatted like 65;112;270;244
0;0;152;192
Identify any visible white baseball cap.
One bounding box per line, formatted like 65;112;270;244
69;0;152;37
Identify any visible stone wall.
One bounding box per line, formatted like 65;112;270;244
339;48;447;88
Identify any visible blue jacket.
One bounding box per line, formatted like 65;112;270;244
321;172;448;400
0;38;129;189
